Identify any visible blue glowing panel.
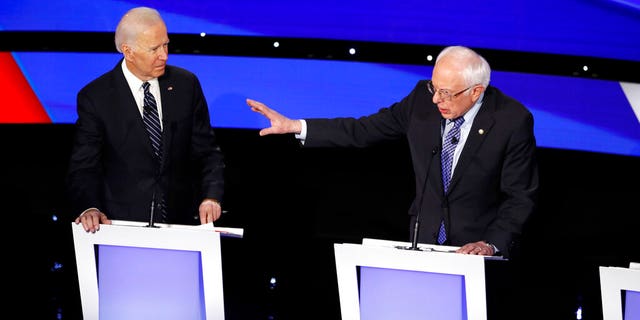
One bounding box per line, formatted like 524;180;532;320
626;290;640;320
1;0;640;61
9;52;640;156
97;245;205;320
359;266;467;320
491;72;640;157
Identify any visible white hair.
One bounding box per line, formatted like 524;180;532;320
114;7;164;53
436;46;491;88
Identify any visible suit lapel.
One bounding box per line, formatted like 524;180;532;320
111;64;158;160
158;71;176;166
448;93;496;193
421;113;445;196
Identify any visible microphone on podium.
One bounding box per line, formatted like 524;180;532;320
396;145;439;251
146;192;159;228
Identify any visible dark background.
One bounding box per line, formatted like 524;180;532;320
2;2;640;318
1;123;638;319
0;0;640;320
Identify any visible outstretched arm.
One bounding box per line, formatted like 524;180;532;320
246;98;302;136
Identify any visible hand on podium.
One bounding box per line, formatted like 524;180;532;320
74;208;112;233
456;241;496;256
198;198;222;224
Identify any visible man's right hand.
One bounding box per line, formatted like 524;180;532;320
74;208;112;233
246;98;301;136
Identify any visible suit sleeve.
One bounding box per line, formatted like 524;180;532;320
66;88;105;217
303;81;424;148
488;109;539;256
190;76;225;202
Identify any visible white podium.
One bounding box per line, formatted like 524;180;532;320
334;238;503;320
600;262;640;320
72;220;241;320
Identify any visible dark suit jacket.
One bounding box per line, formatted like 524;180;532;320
304;80;538;258
67;60;224;225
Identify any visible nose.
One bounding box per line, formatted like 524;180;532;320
432;91;444;104
158;47;169;60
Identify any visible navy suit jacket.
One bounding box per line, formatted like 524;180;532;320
67;60;224;224
304;80;538;257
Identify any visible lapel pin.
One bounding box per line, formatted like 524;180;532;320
168;86;173;91
478;129;485;135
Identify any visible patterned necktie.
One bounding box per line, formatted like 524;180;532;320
142;81;162;162
438;117;465;244
142;82;167;222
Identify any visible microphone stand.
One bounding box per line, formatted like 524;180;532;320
397;145;439;251
409;214;422;250
146;192;159;228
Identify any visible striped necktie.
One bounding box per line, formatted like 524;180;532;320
438;117;465;244
142;81;162;162
142;82;167;222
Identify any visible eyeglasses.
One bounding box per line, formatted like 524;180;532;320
427;80;473;101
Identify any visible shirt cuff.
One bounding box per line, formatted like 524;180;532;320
487;243;500;255
295;119;307;143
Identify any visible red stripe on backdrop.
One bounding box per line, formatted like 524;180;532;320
0;52;51;123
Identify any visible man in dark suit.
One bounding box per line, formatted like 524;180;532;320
247;45;538;258
68;7;225;232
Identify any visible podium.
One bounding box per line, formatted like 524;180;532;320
72;220;241;320
334;238;504;320
600;262;640;320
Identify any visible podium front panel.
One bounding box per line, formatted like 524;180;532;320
626;290;640;319
97;245;205;319
359;266;466;320
335;240;487;320
599;264;640;320
72;221;225;320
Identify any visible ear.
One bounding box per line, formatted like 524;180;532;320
122;44;134;60
471;85;485;99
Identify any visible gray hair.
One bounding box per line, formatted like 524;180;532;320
436;46;491;88
114;7;164;53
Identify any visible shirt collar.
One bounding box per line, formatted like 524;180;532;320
121;60;159;93
449;91;484;126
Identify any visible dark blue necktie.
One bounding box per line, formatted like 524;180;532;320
142;82;167;222
142;81;163;162
438;117;465;244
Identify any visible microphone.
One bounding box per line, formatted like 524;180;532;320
146;192;159;228
398;145;439;251
451;136;458;145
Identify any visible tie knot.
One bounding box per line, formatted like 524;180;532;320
452;117;465;127
142;81;151;92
